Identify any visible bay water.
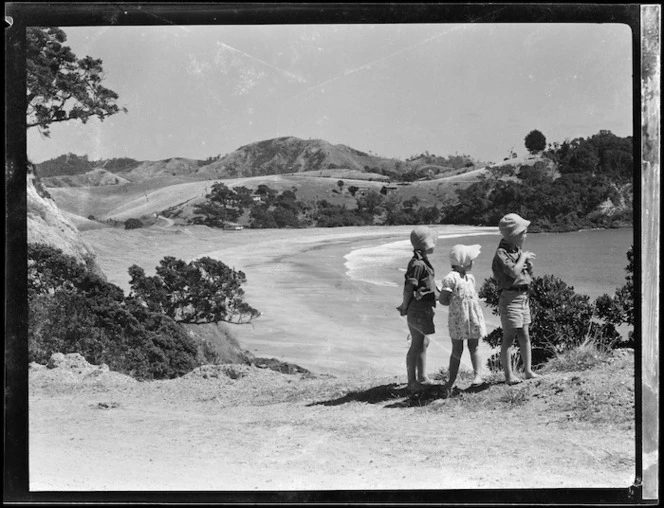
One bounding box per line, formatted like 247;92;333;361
237;227;633;377
344;227;635;330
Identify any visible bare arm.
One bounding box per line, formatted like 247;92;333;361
397;283;416;315
503;251;536;278
438;290;452;306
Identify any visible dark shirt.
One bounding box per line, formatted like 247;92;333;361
404;250;437;310
491;239;533;290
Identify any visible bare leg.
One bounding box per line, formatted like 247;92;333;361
407;327;426;391
446;339;464;389
467;339;483;384
501;328;521;384
417;335;431;383
517;325;540;379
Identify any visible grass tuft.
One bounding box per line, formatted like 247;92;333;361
540;335;612;373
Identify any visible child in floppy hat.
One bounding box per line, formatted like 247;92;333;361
438;244;487;393
491;213;540;384
397;226;438;393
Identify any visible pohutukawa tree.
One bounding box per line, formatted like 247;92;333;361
128;256;261;325
26;26;126;136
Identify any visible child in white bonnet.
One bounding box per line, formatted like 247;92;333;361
438;244;487;392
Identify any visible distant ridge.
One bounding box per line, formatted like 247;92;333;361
35;137;479;184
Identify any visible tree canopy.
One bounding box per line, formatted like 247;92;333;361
524;129;547;154
128;256;260;324
26;26;126;136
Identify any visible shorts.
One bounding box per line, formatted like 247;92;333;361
407;307;435;336
499;290;531;330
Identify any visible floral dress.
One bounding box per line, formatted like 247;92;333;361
440;271;487;340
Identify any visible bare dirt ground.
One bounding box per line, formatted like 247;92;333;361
29;351;636;493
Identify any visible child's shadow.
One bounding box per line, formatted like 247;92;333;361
307;382;491;408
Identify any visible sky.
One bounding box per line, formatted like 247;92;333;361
26;22;634;165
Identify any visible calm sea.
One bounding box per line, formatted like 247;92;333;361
344;228;634;303
343;227;634;335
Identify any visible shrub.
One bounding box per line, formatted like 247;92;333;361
28;244;201;379
594;245;634;346
28;243;90;297
479;273;623;368
124;218;144;230
128;256;260;324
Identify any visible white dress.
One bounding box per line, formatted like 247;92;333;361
441;271;487;340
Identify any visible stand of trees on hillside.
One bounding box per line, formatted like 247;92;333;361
444;130;633;231
28;244;259;379
188;130;632;232
34;154;142;177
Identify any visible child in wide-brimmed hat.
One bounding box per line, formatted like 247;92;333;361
438;244;487;393
491;213;540;384
397;226;438;393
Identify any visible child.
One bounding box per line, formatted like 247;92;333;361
491;213;540;384
438;244;487;392
397;226;438;393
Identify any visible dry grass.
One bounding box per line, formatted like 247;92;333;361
540;335;615;373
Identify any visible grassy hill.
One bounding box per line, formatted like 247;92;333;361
36;137;480;183
39;135;632;232
36;136;486;224
46;168;489;224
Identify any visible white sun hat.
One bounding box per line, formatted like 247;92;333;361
449;244;482;267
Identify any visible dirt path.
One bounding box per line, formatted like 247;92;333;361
29;358;636;492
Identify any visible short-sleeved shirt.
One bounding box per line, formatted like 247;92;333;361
404;250;437;310
440;271;487;340
491;239;533;290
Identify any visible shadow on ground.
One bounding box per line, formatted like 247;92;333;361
308;381;491;408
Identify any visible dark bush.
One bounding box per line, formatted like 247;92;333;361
128;256;260;324
124;218;144;230
525;129;547;154
479;273;624;367
594;245;634;347
28;244;201;379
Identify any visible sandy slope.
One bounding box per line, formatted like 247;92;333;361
29;352;635;493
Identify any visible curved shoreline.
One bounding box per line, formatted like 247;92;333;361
82;224;632;377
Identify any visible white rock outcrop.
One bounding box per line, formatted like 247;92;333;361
27;167;105;277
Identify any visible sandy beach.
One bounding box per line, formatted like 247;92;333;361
83;224;498;377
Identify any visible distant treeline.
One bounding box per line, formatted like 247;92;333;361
34;154;141;177
181;130;633;232
444;130;633;231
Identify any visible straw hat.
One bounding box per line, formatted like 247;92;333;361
449;244;482;268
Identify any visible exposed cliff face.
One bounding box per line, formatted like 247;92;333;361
27;166;106;278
